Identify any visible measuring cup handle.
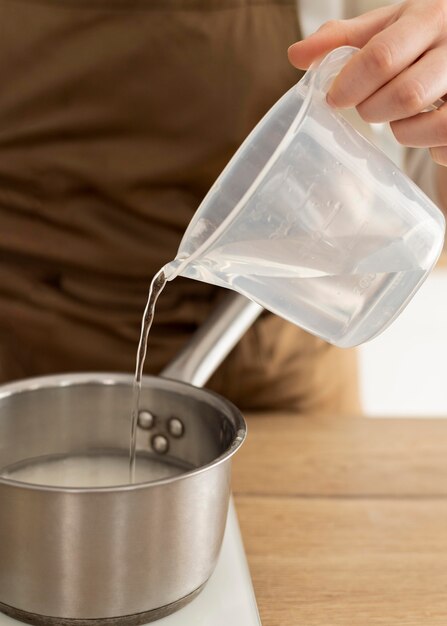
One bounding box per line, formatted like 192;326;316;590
311;45;359;95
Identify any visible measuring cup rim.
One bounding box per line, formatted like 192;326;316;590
0;372;247;494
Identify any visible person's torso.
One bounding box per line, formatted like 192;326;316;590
0;0;301;279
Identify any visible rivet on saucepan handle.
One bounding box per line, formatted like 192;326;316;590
152;434;169;455
137;410;155;430
168;418;184;438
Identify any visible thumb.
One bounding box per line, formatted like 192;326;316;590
288;5;397;69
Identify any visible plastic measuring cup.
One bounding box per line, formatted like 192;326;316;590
164;46;445;348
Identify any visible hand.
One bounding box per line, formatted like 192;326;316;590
288;0;447;166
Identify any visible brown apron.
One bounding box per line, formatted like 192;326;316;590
0;0;360;413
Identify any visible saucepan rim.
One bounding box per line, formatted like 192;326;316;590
0;372;246;494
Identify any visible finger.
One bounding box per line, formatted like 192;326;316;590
358;45;447;123
287;5;396;69
391;103;447;148
430;146;447;166
328;6;446;108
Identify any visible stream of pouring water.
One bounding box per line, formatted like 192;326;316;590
129;268;168;483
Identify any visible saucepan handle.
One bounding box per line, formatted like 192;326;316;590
160;292;263;388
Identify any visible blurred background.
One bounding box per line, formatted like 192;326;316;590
360;263;447;416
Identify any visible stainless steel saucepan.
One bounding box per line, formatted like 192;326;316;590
0;293;262;625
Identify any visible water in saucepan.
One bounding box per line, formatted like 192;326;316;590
1;452;193;487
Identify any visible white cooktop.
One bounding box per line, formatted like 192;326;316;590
0;498;261;626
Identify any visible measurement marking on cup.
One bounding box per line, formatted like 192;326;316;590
322;200;343;230
347;220;369;251
281;164;293;188
310;200;343;244
354;273;377;295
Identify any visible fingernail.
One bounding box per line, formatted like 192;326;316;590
326;93;337;108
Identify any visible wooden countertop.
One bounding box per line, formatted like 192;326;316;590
232;413;447;625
